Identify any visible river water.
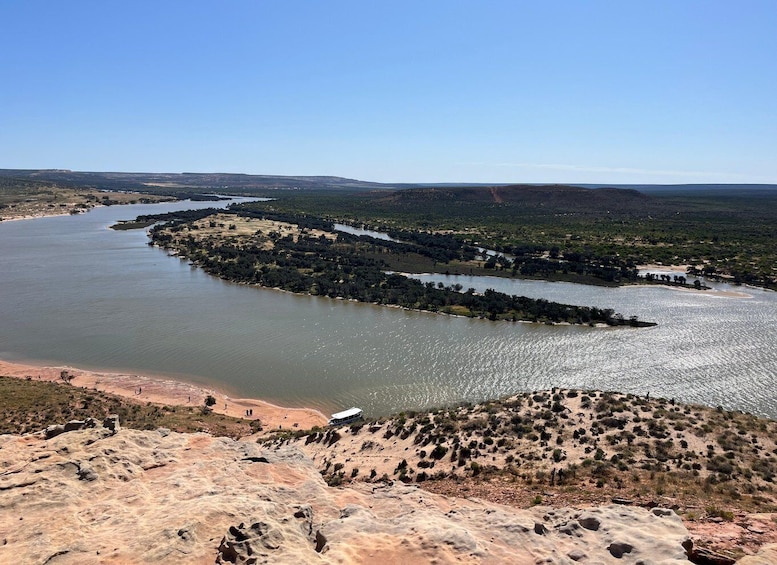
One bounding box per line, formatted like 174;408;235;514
2;201;776;418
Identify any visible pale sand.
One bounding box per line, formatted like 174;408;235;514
670;285;751;299
0;359;328;431
637;263;691;273
636;264;751;298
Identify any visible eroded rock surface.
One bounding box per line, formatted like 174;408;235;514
1;424;694;564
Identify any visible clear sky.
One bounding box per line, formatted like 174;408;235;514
1;1;775;184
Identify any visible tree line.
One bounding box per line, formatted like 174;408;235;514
145;208;654;327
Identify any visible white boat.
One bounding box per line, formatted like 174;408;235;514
328;407;363;426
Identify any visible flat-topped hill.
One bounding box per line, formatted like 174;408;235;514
371;184;653;213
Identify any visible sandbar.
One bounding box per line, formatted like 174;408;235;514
637;263;691;273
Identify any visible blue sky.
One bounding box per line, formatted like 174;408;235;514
1;1;775;184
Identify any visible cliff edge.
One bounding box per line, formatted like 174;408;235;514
0;419;700;564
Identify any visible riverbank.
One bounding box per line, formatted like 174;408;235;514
0;187;173;222
0;359;328;431
0;210;80;222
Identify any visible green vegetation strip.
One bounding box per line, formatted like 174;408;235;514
255;186;777;290
140;206;654;326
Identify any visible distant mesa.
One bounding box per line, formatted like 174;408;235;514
373;183;652;212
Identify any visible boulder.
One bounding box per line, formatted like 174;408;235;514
102;415;120;434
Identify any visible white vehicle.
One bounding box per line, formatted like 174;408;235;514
328;407;363;426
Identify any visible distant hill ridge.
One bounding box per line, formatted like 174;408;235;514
373;183;652;212
2;169;775;196
0;169;400;192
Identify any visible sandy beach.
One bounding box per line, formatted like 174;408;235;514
637;263;691;273
0;358;328;431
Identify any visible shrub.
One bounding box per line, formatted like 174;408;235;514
706;506;734;521
706;455;734;476
394;459;408;474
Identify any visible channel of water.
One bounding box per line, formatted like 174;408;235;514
1;202;775;417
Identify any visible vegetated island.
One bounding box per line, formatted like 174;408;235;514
129;206;655;327
3;373;777;560
123;206;655;327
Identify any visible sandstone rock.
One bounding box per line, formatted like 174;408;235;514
76;463;98;481
215;520;290;563
558;520;582;537
292;504;314;537
45;424;65;439
687;547;736;565
737;543;777;564
314;529;327;553
102;414;120;434
578;514;601;531
608;540;634;558
242;456;269;463
64;420;86;432
0;427;694;564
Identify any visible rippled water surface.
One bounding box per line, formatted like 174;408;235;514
2;201;776;417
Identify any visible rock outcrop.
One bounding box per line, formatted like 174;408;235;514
0;421;695;564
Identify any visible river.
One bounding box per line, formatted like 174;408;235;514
1;201;776;418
